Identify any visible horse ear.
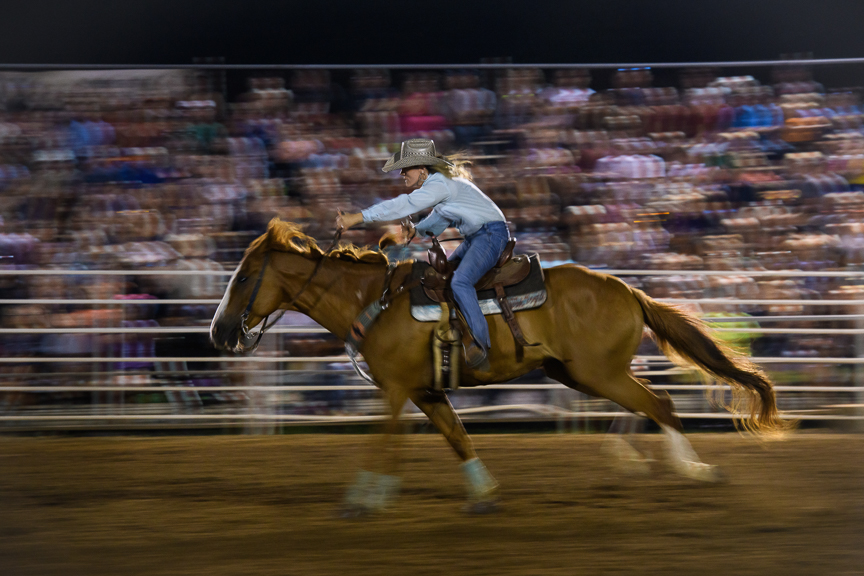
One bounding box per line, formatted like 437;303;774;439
265;217;282;238
263;218;283;250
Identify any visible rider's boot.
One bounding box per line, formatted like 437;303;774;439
460;326;490;372
453;305;491;372
464;338;489;371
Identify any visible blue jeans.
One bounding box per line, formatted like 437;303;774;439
448;221;510;349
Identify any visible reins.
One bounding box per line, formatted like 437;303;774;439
240;228;343;350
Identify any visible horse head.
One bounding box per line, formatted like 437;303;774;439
210;219;315;354
211;218;391;354
210;237;278;354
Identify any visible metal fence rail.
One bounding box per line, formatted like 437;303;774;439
2;269;863;430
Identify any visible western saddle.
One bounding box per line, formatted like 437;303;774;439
421;236;538;372
422;237;528;301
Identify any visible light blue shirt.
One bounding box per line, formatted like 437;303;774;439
361;172;505;237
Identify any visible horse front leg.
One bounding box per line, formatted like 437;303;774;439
342;386;408;515
410;388;499;512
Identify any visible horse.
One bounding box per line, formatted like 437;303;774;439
210;218;788;513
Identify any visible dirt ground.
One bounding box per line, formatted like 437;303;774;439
0;432;862;576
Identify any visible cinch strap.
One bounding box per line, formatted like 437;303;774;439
346;300;383;353
345;299;385;386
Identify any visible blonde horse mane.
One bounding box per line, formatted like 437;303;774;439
245;218;390;265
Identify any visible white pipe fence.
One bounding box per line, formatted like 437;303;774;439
1;268;863;429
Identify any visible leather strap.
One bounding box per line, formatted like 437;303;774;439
494;283;540;362
345;265;423;350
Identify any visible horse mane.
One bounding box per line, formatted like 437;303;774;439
245;218;390;265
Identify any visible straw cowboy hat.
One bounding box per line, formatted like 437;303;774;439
381;138;454;173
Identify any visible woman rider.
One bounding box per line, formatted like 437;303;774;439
336;138;509;370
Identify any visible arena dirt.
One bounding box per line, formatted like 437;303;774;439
0;432;862;576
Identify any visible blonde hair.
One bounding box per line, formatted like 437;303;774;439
428;152;473;181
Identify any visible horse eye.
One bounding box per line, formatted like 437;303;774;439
238;276;248;284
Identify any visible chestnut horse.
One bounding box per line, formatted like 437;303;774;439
211;219;786;513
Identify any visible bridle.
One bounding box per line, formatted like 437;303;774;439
238;228;343;351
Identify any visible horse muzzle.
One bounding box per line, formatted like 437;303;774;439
210;316;241;351
211;314;263;355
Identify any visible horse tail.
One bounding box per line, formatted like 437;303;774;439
629;287;790;434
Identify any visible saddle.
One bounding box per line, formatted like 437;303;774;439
421;236;539;365
422;238;528;302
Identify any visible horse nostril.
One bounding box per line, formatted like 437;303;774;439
210;322;230;350
210;333;223;350
211;318;241;352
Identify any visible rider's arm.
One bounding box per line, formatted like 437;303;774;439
415;210;449;237
361;179;450;224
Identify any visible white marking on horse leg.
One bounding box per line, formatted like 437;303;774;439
660;424;722;482
461;458;499;502
660;423;702;462
344;470;401;511
344;469;375;508
367;474;401;510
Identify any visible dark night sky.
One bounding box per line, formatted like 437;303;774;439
2;0;864;66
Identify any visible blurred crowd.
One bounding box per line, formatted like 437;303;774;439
1;63;863;418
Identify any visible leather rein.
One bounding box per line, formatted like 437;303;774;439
239;228;343;351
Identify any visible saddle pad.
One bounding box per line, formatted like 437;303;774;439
409;254;547;322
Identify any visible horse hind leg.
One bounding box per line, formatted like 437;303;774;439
610;376;723;483
546;360;653;475
647;387;726;482
410;388;499;511
547;360;722;482
659;422;726;483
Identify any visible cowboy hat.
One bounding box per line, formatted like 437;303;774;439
381;138;454;173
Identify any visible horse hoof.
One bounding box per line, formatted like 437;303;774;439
706;466;728;484
677;461;726;484
463;500;500;514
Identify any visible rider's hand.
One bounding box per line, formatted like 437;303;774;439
336;211;364;231
401;218;416;244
